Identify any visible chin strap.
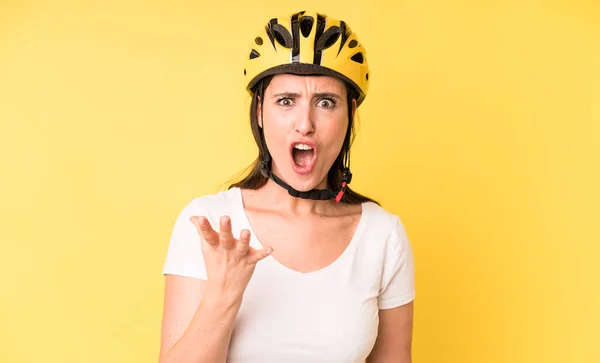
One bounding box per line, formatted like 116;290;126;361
259;154;352;202
257;81;352;203
335;167;352;203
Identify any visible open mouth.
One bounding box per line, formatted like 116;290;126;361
291;142;317;174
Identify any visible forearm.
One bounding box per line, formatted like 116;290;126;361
160;287;242;363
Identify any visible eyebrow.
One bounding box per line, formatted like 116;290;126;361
271;92;342;99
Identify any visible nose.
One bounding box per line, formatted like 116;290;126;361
294;104;315;136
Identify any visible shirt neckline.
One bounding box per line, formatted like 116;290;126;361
231;186;371;277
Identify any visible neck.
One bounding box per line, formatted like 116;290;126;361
258;173;336;216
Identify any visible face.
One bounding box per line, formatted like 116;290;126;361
258;74;356;192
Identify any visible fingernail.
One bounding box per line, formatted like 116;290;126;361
193;217;206;227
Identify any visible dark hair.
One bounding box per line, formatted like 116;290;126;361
228;74;379;205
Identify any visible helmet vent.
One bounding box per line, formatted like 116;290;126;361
249;49;261;59
349;40;358;48
300;16;314;37
271;24;293;48
316;26;341;50
351;52;364;64
255;37;263;45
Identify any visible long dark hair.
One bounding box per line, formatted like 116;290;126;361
228;75;378;205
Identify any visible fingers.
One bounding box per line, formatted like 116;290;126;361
219;216;236;249
190;216;271;265
236;229;251;255
190;216;219;246
249;246;273;264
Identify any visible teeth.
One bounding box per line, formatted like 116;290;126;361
294;144;313;150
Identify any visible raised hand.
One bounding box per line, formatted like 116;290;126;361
190;215;272;299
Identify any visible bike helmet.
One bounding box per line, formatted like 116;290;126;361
243;10;370;106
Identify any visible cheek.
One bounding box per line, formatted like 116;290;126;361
262;119;290;154
323;119;348;155
263;107;292;133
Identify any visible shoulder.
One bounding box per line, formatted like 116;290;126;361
360;201;411;257
363;202;406;239
176;187;241;219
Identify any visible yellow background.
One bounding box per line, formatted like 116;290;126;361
1;0;598;362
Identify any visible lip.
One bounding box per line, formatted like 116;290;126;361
290;140;318;174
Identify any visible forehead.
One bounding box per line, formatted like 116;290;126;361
267;74;346;94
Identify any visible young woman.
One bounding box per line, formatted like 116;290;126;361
159;10;416;363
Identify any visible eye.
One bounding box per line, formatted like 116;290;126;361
318;98;336;109
277;98;293;107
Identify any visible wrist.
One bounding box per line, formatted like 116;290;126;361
204;282;244;308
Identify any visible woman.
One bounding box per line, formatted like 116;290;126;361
159;10;415;363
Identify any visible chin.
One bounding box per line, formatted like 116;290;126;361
271;159;329;191
285;171;327;192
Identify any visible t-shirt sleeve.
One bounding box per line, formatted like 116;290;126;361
161;198;208;280
378;215;416;309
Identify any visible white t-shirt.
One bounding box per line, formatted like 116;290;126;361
162;187;415;363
